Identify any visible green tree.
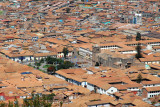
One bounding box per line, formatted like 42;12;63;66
46;93;55;102
47;66;56;74
35;61;41;66
40;58;44;63
151;100;156;105
57;61;74;70
28;63;32;67
62;47;69;59
77;51;79;55
63;61;74;69
66;8;71;13
46;56;53;64
60;101;63;107
136;32;141;41
135;43;142;59
56;58;64;64
23;99;30;107
0;102;7;107
136;73;142;83
23;94;53;107
46;56;65;64
14;97;19;107
95;62;100;66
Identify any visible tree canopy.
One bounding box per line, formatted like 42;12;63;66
45;56;62;64
66;8;71;13
136;32;141;41
23;93;54;107
45;56;74;71
47;66;56;74
57;61;74;70
136;73;142;83
62;47;69;59
0;93;55;107
135;43;142;59
95;62;100;66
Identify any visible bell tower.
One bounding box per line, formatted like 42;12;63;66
92;44;101;66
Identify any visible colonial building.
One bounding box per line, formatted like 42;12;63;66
142;87;160;98
92;45;135;69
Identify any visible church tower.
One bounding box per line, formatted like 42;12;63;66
92;44;101;66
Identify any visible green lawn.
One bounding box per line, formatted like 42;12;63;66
43;65;51;68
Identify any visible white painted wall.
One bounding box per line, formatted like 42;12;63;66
88;103;110;107
144;61;160;64
57;52;72;58
87;83;95;91
68;52;72;57
100;45;120;50
147;92;160;98
97;88;106;94
57;53;64;58
79;47;92;59
87;70;94;74
81;81;88;87
20;96;27;99
120;50;137;54
148;42;160;46
69;96;74;100
106;87;118;95
55;74;66;80
143;84;160;88
23;56;30;61
10;56;35;62
127;87;139;91
13;57;20;62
